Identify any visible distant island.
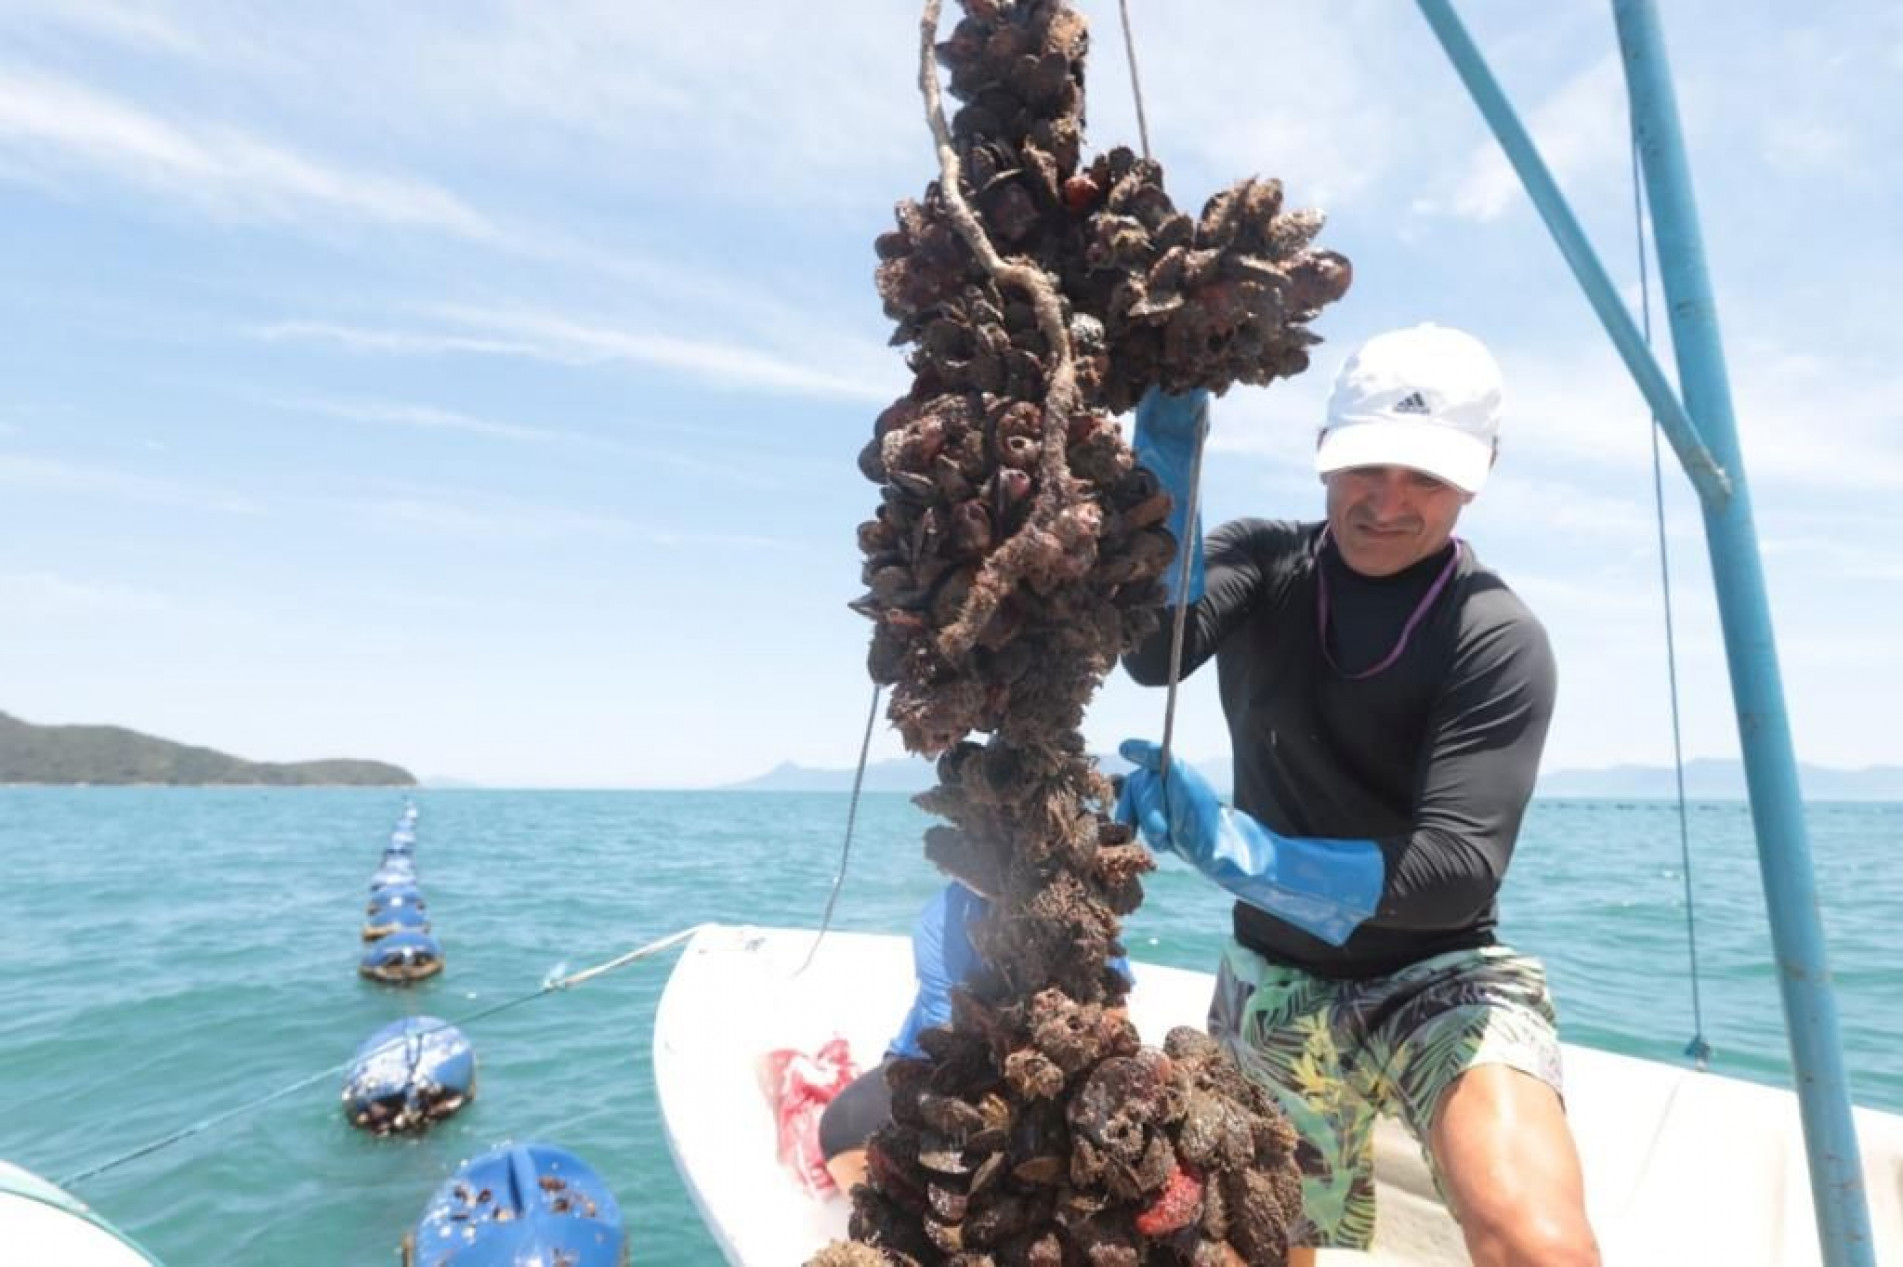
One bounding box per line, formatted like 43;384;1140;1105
0;711;414;786
723;754;1903;802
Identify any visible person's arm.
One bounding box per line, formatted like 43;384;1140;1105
1129;387;1208;606
887;884;987;1059
1121;517;1276;685
1370;610;1556;931
1121;605;1556;943
1119;742;1384;946
1122;388;1260;685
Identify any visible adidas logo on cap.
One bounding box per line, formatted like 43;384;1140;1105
1392;391;1430;415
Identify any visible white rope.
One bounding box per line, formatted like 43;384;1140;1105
61;923;709;1187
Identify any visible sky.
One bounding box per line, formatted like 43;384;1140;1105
2;0;1899;789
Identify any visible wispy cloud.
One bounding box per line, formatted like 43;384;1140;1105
0;568;175;619
0;66;493;237
1430;55;1627;223
258;306;894;403
279;397;555;443
0;0;204;58
1762;119;1854;174
0;451;257;512
349;489;795;551
272;394;787;489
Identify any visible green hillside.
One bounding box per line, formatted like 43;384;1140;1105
0;711;414;786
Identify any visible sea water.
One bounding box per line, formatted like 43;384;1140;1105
1;788;1897;1265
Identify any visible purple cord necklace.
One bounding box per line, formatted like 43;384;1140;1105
1316;526;1463;680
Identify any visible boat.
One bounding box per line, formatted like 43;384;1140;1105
655;923;1903;1266
401;1142;625;1266
0;1158;161;1265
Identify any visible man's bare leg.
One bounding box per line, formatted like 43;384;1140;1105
824;1148;868;1195
1428;1065;1599;1267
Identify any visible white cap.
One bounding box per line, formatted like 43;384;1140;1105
1314;323;1503;494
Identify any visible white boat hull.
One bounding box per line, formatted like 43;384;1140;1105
0;1160;158;1265
654;924;1903;1265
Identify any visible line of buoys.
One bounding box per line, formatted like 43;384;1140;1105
350;803;459;1130
362;802;443;984
345;804;630;1261
402;1143;627;1267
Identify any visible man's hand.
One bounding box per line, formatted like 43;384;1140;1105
1117;739;1387;948
1116;737;1229;863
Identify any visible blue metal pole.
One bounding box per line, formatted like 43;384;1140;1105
1413;0;1730;510
1611;4;1875;1262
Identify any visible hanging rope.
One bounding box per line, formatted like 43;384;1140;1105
1110;0;1205;786
799;683;884;974
59;923;708;1188
1630;136;1711;1071
1117;0;1153;162
1156;398;1210;784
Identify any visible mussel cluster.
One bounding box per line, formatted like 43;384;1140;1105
838;1;1350;1262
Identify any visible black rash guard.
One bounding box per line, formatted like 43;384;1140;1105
1123;519;1556;980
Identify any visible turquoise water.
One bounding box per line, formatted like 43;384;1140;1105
1;788;1897;1265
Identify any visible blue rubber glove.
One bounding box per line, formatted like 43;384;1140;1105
1132;387;1208;605
1116;739;1385;947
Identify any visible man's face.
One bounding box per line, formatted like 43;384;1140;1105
1323;465;1473;577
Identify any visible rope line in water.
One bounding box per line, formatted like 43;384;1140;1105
799;683;884;975
59;923;709;1189
1629;133;1710;1070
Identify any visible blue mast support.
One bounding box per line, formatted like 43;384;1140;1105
1415;2;1876;1262
1611;4;1875;1261
1413;0;1730;511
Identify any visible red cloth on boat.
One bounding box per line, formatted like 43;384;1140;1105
763;1036;859;1197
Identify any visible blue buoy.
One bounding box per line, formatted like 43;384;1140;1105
371;859;418;890
342;1017;475;1134
359;930;444;983
403;1143;625;1266
363;901;431;940
367;885;426;918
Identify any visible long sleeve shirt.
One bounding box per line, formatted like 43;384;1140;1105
1124;519;1556;979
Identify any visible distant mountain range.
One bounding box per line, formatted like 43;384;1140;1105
722;755;1235;795
0;711;414;786
1535;758;1903;802
723;754;1903;801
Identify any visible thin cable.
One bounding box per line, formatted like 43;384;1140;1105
60;923;707;1187
799;683;884;974
1157;399;1209;785
1117;0;1153;162
1631;136;1710;1070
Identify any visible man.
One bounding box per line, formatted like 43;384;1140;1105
1119;323;1599;1265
